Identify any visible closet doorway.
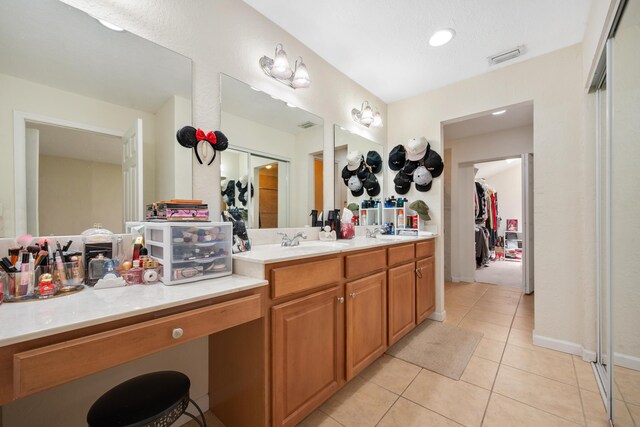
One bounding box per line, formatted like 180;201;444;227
443;102;534;294
473;157;524;289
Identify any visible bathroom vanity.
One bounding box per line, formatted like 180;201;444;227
212;235;437;427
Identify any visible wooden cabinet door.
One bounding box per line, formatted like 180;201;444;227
345;272;387;380
416;256;436;324
388;263;416;346
272;286;343;427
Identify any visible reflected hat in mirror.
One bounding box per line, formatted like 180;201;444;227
347;175;363;192
366;181;381;197
394;171;412;195
347;203;359;212
341;165;354;181
366;151;383;174
424;148;444;178
406;137;428;161
388;144;406;171
363;173;378;191
239;174;248;187
409;200;431;221
346;150;363;171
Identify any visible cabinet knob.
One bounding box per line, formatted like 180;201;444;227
172;328;184;339
415;268;423;278
337;296;345;304
349;292;357;299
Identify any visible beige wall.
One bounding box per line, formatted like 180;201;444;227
388;45;590;353
0;73;157;237
38;155;123;235
444;125;533;282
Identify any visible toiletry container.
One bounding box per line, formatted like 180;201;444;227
144;222;232;285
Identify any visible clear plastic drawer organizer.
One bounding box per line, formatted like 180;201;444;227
144;222;232;285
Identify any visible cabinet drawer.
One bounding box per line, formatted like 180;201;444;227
388;244;415;266
416;240;435;258
271;257;341;299
13;294;263;398
345;249;386;278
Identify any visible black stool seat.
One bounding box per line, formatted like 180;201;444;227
87;371;192;427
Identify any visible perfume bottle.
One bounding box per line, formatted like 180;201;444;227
125;260;144;285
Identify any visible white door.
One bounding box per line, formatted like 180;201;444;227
25;128;40;236
122;119;143;224
522;153;534;294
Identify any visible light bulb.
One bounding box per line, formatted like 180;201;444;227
360;104;374;125
270;44;292;79
371;112;383;128
291;60;311;88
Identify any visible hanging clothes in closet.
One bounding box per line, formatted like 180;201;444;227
475;178;500;266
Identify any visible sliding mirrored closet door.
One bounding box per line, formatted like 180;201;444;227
595;0;640;424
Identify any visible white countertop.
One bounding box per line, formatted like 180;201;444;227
0;274;267;347
233;234;438;265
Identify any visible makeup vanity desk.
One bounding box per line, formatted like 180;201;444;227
0;275;268;420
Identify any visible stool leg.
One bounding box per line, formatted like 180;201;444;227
187;398;207;427
183;412;205;427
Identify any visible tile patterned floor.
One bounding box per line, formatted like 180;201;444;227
186;281;639;426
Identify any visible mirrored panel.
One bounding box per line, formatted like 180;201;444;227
334;125;384;226
0;0;192;237
220;74;324;228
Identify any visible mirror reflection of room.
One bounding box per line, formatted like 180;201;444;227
220;74;323;229
334;125;384;227
0;0;192;237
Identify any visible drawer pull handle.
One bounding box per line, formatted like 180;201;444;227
349;292;357;299
172;328;184;339
415;268;423;279
337;296;345;304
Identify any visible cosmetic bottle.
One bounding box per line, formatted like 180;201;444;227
125;260;144;285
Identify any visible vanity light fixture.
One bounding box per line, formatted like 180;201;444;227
492;109;507;115
260;44;311;89
428;28;455;47
352;101;383;128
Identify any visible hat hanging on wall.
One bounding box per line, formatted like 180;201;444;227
221;179;236;207
341;149;383;197
389;137;445;193
176;126;229;166
235;175;254;206
409;200;431;221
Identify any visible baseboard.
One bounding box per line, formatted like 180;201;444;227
429;310;445;322
614;352;640;371
451;276;475;283
533;332;597;361
174;393;209;426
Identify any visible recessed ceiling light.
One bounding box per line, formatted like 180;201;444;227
94;17;124;32
265;165;273;169
286;102;296;108
429;29;455;47
492;110;507;115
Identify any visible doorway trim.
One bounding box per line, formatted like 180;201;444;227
13;111;123;236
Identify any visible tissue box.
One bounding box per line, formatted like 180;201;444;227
340;223;355;239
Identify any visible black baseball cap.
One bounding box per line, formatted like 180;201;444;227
394;171;412;195
415;181;433;192
366;151;383;174
388;145;406;171
424;147;444;178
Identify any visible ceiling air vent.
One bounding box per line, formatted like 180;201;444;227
488;45;526;66
298;121;317;129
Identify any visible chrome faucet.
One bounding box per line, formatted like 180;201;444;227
366;228;383;238
278;232;308;247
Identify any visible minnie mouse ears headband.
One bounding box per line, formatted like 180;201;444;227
176;126;229;165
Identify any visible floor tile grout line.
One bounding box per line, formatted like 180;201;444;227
490;390;588;426
479;285;521;426
572;352;590;426
373;393;401;427
317;407;346;426
398;389;468;427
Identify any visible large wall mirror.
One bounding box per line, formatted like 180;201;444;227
334;125;384;226
0;0;192;237
220;74;324;228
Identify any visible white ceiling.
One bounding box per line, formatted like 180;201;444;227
28;122;122;165
0;0;191;112
242;0;592;102
221;74;323;134
475;158;521;180
443;102;533;140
